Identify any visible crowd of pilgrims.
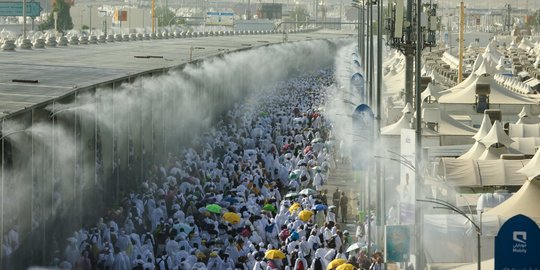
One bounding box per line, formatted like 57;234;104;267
56;68;385;270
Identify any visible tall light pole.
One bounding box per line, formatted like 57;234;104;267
375;0;384;245
458;1;465;83
415;0;424;268
418;198;481;270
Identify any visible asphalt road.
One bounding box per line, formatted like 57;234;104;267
0;30;353;119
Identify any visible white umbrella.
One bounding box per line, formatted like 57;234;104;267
299;188;316;196
346;242;363;253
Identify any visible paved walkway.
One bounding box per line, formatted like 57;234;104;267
324;162;360;231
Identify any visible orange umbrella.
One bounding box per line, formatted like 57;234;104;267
264;249;286;260
336;263;356;270
326;258;347;270
222;212;241;224
298;209;314;222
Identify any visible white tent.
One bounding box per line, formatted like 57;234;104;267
458;142;487;160
472;113;492;141
517;146;540;180
381;109;413;135
485;178;540;224
509;137;540;155
442;158;529;187
423;214;502;264
509;123;540;137
459;114;492;159
479;120;514;147
423;103;477;137
485;148;540;223
473;55;499;76
483;41;503;64
438;73;537;105
421;82;444;101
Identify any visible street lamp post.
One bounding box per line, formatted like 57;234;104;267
418;198;481;270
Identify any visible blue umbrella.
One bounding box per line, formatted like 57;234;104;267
224;197;239;204
312;204;328;211
289;231;299;241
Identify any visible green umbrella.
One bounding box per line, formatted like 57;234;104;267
263;204;276;212
206;204;222;214
289;169;303;179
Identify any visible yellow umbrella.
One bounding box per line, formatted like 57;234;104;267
289;202;302;213
264;249;286;260
336;263;355;270
298;210;314;222
222;212;241;224
326;258;347;270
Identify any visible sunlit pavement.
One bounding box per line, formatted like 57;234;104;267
0;30;353;118
324;160;359;230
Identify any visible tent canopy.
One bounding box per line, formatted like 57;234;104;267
438;73;536;105
472;113;493;141
479;121;514;148
486;179;540;223
442;158;529;187
509;123;540;137
517;147;540;180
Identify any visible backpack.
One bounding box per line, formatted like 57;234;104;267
265;223;275;233
156;256;169;270
327;236;337;249
313;257;323;270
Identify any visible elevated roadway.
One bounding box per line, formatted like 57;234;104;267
0;30;353;119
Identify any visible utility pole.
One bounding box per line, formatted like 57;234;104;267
458;1;464;83
376;0;384;238
415;0;424;269
404;0;414;105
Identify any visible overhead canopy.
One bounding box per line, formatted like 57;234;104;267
509;137;540;155
458;142;486;159
381;112;413;135
517;147;540;180
483;41;503;63
472;113;492;141
438;74;537;105
424;215;502;264
474;55;499;76
442;158;529;187
422;103;477;136
479;121;514;147
421;82;443;101
485;179;540;223
509;123;540;137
